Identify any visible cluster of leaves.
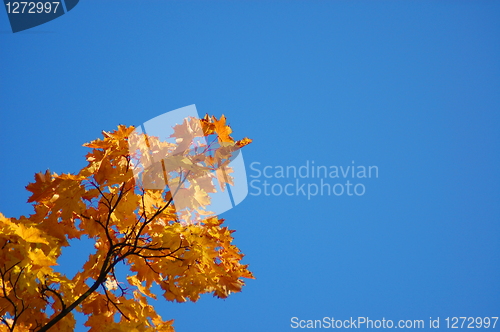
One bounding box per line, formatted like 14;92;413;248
0;115;253;332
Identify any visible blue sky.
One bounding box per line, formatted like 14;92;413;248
1;1;499;331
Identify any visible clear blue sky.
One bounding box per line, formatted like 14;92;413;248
1;1;499;331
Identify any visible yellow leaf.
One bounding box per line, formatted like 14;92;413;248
13;224;50;244
213;115;233;143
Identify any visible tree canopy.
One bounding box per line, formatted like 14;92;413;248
0;114;253;332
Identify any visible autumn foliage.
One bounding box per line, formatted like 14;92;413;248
0;114;253;332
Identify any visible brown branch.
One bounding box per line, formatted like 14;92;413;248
90;182;111;208
40;285;66;311
0;316;13;332
36;246;118;332
0;264;27;332
109;268;127;297
100;284;130;321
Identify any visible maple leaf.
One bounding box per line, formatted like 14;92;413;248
212;115;233;143
25;170;55;203
236;137;253;147
12;224;50;244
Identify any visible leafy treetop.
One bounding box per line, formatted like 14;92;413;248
0;114;253;332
